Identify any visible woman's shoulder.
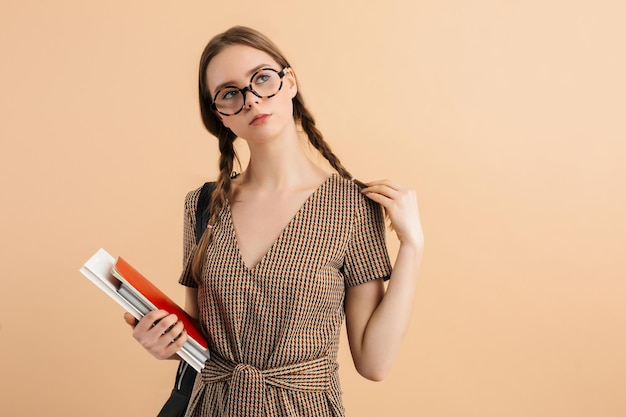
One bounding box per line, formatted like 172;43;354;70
326;174;377;215
329;174;368;199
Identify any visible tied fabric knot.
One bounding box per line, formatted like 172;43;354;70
230;364;265;416
199;352;334;416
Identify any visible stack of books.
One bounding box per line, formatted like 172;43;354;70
80;248;210;371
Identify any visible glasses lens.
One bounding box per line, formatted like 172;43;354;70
251;69;282;97
214;87;243;115
213;68;283;115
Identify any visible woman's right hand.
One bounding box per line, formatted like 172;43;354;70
123;310;188;360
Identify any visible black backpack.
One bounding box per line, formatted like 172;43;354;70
157;182;215;417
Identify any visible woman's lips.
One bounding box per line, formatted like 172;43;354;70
250;113;271;126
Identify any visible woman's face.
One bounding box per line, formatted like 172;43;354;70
206;44;298;142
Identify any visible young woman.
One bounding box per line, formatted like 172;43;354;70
126;26;423;416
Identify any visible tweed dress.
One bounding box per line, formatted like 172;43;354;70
179;174;392;417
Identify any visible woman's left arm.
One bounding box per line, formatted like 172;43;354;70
345;179;424;381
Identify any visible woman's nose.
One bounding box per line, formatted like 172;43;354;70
243;90;260;109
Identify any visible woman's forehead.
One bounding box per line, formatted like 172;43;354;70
207;45;278;84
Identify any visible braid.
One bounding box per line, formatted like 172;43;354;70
294;98;353;180
191;136;236;284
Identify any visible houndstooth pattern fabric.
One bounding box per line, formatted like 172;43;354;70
179;174;392;417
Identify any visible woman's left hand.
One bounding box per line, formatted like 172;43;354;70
361;180;424;248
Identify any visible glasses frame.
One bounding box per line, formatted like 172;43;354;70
211;67;288;116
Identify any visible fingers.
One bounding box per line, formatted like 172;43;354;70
362;190;393;208
359;180;407;209
359;180;407;203
360;179;403;192
123;312;138;328
130;310;188;359
358;178;423;246
133;309;172;332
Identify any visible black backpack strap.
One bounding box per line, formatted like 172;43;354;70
156;362;197;417
157;182;216;417
194;182;216;244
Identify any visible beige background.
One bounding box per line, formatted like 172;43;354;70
1;1;625;416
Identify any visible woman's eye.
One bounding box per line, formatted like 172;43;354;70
222;90;239;101
255;74;271;84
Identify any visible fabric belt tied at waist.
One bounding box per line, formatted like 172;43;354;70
200;353;334;416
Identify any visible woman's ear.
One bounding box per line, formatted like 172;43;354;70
285;68;298;99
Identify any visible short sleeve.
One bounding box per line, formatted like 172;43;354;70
178;187;202;288
342;194;392;287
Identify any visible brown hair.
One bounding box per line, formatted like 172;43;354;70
191;26;353;283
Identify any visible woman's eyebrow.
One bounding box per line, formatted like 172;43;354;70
213;63;274;92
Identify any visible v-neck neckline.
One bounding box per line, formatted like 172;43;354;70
225;174;336;273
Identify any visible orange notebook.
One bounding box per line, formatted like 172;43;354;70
112;256;208;350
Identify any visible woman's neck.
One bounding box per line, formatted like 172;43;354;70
242;135;328;191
